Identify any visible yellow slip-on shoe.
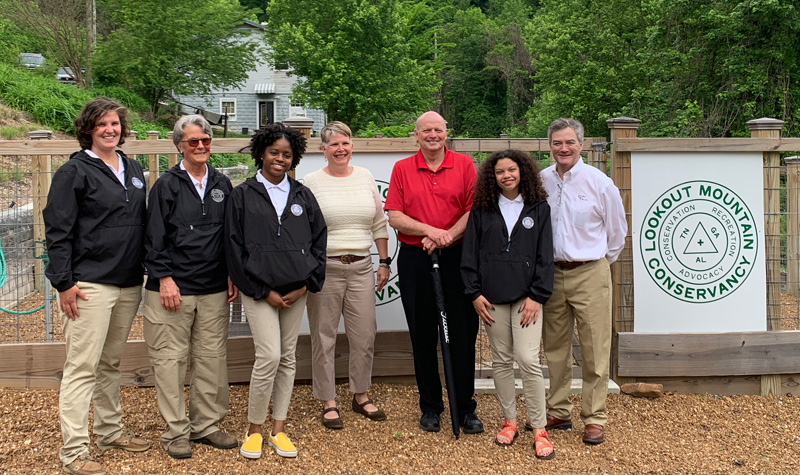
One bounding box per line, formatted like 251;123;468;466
267;432;297;458
240;432;263;459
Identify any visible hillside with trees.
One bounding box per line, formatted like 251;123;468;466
1;0;798;138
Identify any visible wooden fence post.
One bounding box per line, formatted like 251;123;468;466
281;117;314;179
147;131;160;188
785;156;800;301
606;117;640;383
29;130;53;293
167;132;177;169
747;117;784;396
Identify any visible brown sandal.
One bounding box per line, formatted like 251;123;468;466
352;395;386;421
494;421;518;446
322;406;343;430
534;430;556;460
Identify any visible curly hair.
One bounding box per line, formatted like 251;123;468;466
244;123;308;172
74;97;129;150
473;149;548;211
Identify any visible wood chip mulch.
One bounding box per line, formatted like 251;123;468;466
2;383;799;474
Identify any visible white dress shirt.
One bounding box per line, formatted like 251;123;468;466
540;159;627;264
498;193;524;236
86;149;125;185
256;170;290;219
180;161;208;199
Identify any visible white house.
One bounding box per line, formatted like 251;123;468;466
176;19;326;134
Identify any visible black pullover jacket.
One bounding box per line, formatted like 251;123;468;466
144;164;232;295
224;174;327;300
461;200;554;305
44;150;146;292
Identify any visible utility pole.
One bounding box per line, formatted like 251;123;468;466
84;0;96;87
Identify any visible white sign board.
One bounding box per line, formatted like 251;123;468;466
631;152;766;333
293;150;412;333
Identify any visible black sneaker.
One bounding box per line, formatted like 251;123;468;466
419;412;441;432
460;413;484;434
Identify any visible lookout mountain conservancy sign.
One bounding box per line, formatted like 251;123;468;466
631;152;766;333
640;180;758;304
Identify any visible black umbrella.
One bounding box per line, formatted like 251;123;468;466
430;249;460;439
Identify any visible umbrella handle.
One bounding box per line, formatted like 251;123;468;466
431;249;441;270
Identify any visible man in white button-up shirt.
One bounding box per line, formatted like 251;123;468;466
539;118;627;446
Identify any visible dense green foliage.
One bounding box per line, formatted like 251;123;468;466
265;0;438;131
2;0;800;138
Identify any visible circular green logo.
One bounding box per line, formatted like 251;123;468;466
639;180;758;303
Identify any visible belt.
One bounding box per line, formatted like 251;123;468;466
328;254;367;264
554;260;592;270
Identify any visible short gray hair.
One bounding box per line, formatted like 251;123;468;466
173;114;213;147
548;118;584;143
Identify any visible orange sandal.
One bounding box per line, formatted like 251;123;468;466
494;421;519;446
534;430;555;460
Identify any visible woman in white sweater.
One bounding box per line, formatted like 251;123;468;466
303;121;390;429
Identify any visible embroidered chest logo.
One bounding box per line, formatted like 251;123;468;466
210;189;225;203
522;217;534;229
131;177;144;189
291;204;303;216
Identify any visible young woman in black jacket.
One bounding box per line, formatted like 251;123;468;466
461;149;555;459
225;123;326;460
44;97;150;475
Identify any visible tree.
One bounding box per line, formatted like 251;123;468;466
1;0;91;87
94;0;263;112
265;0;438;130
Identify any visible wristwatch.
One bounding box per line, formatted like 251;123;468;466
379;257;392;265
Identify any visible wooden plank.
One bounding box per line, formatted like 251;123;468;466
447;137;606;154
615;137;800;152
0;330;414;389
618;331;800;377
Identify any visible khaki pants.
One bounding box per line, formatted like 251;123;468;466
544;259;612;426
59;282;141;465
306;258;376;401
143;290;230;448
242;292;306;424
484;298;546;428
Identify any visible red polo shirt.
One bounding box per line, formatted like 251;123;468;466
384;147;476;247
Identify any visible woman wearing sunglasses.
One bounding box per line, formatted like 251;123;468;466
142;115;239;459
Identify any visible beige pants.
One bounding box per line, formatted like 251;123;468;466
143;290;230;448
544;259;612;426
306;258;377;401
242;292;306;424
484;298;546;427
58;282;141;465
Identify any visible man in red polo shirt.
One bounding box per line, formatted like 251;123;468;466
385;111;482;434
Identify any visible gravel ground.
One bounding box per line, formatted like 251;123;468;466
2;383;799;474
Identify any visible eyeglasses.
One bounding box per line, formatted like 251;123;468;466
182;138;212;148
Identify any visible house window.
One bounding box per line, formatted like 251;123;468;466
220;99;237;122
275;61;289;70
290;102;306;117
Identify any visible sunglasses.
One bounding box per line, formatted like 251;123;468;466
182;137;212;148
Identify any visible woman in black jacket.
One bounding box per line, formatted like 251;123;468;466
461;149;555;459
44;97;150;475
225;123;326;460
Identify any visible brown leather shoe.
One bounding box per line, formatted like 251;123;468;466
63;455;106;475
192;429;238;449
545;414;573;430
352;395;386;421
322;406;344;430
582;423;605;445
97;428;150;452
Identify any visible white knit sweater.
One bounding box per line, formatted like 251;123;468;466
303;166;389;256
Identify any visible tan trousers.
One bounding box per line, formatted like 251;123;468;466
58;282;141;465
484;299;546;428
306;258;377;401
143;290;230;448
242;292;306;424
544;259;612;426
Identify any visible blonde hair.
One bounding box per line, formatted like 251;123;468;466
320;121;352;145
